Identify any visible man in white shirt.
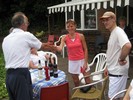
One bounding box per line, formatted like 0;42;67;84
100;11;132;100
2;12;56;100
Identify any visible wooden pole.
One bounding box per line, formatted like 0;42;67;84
47;15;50;33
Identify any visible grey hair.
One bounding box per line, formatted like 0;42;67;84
11;12;25;28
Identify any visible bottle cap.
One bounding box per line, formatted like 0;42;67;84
38;60;41;64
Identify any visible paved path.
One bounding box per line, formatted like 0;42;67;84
58;53;133;99
2;53;133;100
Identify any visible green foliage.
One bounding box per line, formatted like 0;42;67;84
0;79;8;99
0;51;8;99
0;0;65;36
33;1;47;13
0;1;66;99
0;16;11;36
35;30;45;38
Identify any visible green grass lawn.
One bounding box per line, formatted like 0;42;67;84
0;49;8;99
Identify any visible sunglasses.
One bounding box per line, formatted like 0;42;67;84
101;17;112;23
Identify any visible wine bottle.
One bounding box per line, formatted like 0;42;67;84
48;54;54;76
38;60;43;79
53;57;58;78
44;60;50;80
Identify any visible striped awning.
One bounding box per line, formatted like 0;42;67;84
47;0;129;14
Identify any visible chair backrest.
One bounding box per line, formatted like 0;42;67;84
54;35;66;46
90;53;106;81
91;53;106;72
110;89;127;100
54;35;67;58
40;82;69;100
79;53;106;83
37;51;58;64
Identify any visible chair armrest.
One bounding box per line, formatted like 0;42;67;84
88;63;94;67
73;78;105;90
110;89;127;100
90;70;104;76
54;40;60;46
54;35;66;46
88;58;98;67
80;71;104;82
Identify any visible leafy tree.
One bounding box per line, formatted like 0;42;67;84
0;0;66;99
0;0;65;36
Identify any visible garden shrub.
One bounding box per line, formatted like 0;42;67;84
0;50;8;99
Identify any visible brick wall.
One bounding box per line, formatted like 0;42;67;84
77;8;115;44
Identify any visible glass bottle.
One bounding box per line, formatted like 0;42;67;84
38;60;43;79
53;57;58;78
48;54;54;77
44;61;50;80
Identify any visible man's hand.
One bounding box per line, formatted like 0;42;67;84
118;59;127;65
104;68;108;76
50;45;58;53
41;43;58;52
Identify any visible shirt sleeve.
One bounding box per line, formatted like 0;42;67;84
26;32;42;50
117;28;130;48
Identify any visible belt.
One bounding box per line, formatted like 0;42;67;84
108;74;122;77
7;68;28;70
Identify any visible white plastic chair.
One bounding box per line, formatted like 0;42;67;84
54;35;66;58
90;53;106;81
72;73;108;100
110;89;127;100
79;53;106;84
37;51;58;64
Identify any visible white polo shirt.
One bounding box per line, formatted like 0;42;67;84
2;28;42;69
106;26;130;76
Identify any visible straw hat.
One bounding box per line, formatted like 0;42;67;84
100;11;116;19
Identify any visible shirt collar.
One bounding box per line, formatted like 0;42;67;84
11;28;24;34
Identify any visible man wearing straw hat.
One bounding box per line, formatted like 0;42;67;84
100;11;132;100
